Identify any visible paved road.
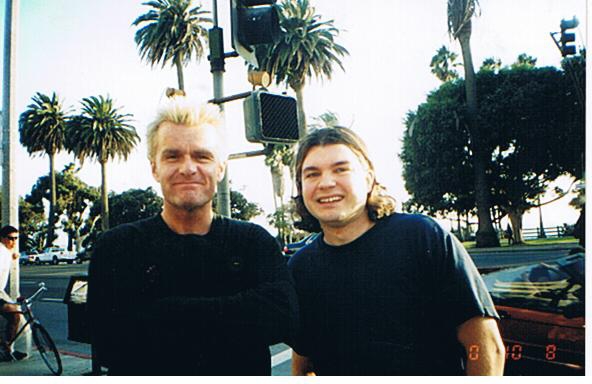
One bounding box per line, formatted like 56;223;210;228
468;244;579;269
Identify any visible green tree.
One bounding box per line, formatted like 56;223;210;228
66;95;140;232
213;189;263;221
0;191;46;252
309;110;341;130
267;203;298;245
430;45;461;82
132;0;212;91
448;0;498;247
82;187;163;250
108;187;163;228
402;59;584;243
18;92;69;247
264;144;294;209
26;163;100;251
511;53;537;69
256;0;349;138
479;57;501;73
18;198;47;252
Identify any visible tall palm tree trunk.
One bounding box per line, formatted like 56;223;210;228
294;84;307;139
46;152;57;247
100;159;109;231
458;28;499;248
175;56;185;91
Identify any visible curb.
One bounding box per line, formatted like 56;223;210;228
0;350;92;376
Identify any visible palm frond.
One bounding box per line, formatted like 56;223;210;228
66;95;139;164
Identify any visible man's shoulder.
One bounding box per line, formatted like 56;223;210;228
287;234;321;270
98;215;162;243
380;212;441;233
217;216;272;238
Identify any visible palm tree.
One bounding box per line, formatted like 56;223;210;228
66;96;139;231
448;0;499;247
480;57;501;73
264;144;294;209
511;53;537;69
257;0;349;138
430;45;461;82
310;110;341;130
132;0;212;91
19;92;69;247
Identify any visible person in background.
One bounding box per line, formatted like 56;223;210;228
0;225;27;361
288;127;505;375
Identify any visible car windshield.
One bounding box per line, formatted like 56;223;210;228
482;254;584;314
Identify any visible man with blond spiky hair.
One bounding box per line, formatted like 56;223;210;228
89;99;298;375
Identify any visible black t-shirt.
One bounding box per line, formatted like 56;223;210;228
288;213;498;375
88;214;298;375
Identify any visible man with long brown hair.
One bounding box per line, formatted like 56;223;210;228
288;127;504;375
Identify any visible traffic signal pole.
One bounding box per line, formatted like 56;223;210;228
2;0;20;298
210;0;231;218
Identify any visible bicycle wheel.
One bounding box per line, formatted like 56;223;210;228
31;323;63;375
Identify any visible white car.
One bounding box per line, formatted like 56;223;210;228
30;247;78;265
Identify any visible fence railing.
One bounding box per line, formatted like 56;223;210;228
520;226;568;240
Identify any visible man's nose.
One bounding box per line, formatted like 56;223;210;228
318;172;336;189
179;156;197;175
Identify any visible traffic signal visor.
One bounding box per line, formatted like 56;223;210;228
231;0;280;67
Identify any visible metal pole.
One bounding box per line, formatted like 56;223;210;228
538;197;546;238
211;0;231;217
2;0;30;358
2;0;20;298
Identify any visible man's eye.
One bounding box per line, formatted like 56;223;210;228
196;154;214;162
304;172;319;179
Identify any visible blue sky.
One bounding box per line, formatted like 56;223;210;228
0;0;587;233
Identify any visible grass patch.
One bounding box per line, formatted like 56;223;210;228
462;236;578;249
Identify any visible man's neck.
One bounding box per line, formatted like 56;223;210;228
161;205;215;235
321;213;375;246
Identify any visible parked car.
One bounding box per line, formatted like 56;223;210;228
19;251;37;265
30;246;78;265
282;233;320;257
481;252;584;375
75;248;92;263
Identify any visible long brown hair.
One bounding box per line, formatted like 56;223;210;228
293;127;396;232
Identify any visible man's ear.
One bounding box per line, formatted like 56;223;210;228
151;161;159;181
217;161;227;182
366;168;375;193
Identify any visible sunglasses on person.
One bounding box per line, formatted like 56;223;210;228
4;236;18;241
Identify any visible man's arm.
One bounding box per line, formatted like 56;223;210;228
457;316;505;375
292;350;315;376
153;224;298;346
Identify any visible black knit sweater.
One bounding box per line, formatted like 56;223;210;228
88;214;298;375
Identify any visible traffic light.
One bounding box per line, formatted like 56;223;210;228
244;90;299;144
230;0;280;67
560;17;579;57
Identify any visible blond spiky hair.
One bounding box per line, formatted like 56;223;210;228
146;99;227;162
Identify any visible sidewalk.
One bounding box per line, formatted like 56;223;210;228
0;351;94;376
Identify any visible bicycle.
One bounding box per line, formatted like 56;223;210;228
7;282;63;375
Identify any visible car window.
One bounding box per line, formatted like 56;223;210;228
482;255;584;314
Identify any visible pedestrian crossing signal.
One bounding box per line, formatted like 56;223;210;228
244;90;299;144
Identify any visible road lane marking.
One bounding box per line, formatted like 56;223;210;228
271;348;292;367
41;298;63;303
